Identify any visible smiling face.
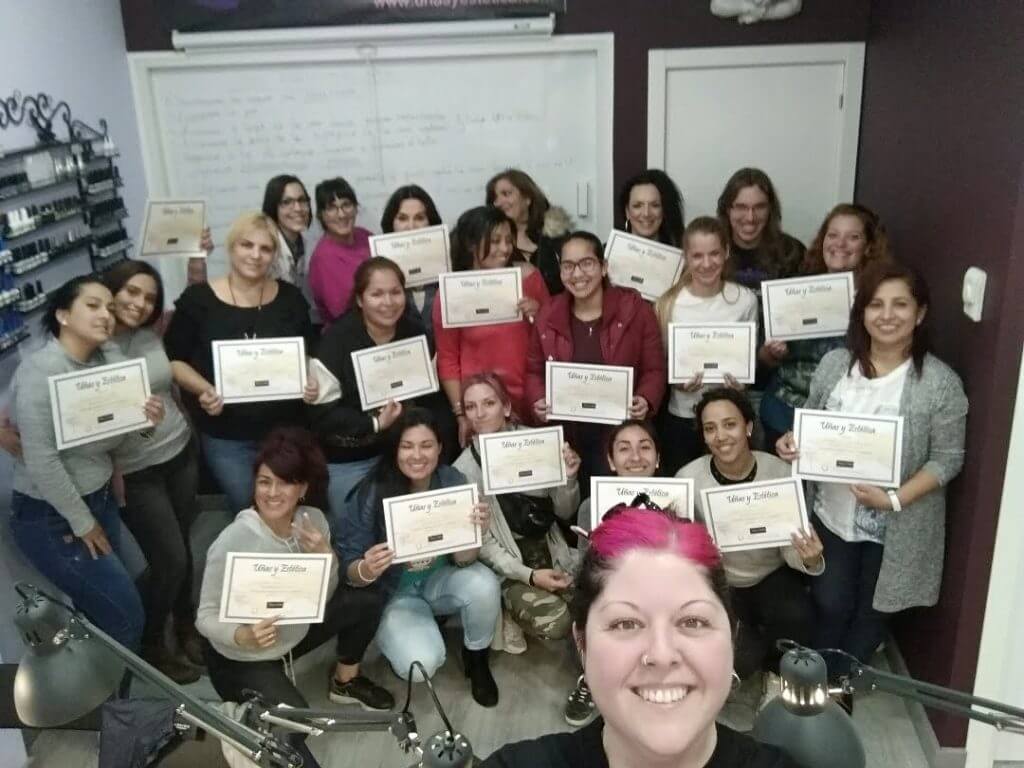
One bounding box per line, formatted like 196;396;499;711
864;278;926;352
356;267;406;331
322;196;358;241
276;181;311;238
254;463;307;529
581;550;733;762
625;183;664;240
559;236;606;303
700;399;752;469
684;232;728;293
113;273;159;329
728;185;771;249
473;221;514;270
392;198;431;232
57;282;115;345
397;425;442;485
822;213;868;273
229;227;276;282
608;425;660;477
491;178;531;226
463;382;511;436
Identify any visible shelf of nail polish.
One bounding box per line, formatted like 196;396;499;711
16;292;48;314
0;173;79;201
1;204;84;241
0;140;73;163
0;250;11;267
0;290;20;310
89;207;128;229
0;328;31;358
86;176;123;196
94;238;133;260
10;237;92;276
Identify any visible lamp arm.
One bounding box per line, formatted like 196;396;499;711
847;663;1024;734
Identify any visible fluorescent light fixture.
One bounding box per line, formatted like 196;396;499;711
172;14;555;52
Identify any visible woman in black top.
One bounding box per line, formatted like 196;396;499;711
307;256;457;528
482;506;797;768
165;211;318;514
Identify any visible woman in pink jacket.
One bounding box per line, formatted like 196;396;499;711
526;231;666;491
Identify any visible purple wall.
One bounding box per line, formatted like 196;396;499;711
120;0;871;205
856;0;1024;747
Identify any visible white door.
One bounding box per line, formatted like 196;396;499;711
648;43;865;247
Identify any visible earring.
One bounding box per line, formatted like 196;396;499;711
642;654;654;667
732;671;742;690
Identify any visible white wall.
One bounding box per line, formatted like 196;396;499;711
0;2;147;763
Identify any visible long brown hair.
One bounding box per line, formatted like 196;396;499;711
802;203;890;275
847;260;930;377
716;168;787;272
485;169;550;243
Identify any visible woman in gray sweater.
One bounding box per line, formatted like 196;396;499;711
9;276;163;651
777;261;968;678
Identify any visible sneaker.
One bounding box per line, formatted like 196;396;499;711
502;613;528;655
329;674;395;711
757;671;783;712
564;676;597;728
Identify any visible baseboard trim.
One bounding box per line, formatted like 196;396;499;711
884;642;967;768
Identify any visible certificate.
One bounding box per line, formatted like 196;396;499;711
793;409;904;487
138;199;206;258
369;225;450;288
761;273;855;341
48;358;152;450
701;478;810;553
477;426;567;495
351;335;438;411
668;322;756;384
219;553;332;625
212;337;307;404
590;476;695;529
604;230;685;302
383;484;481;564
438;268;523;328
546;361;633;425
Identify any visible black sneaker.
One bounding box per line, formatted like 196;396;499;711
329;674;395;711
564;676;597;727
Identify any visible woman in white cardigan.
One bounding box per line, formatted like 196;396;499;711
453;372;581;649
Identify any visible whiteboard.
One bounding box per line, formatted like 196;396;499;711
128;35;613;297
648;43;864;247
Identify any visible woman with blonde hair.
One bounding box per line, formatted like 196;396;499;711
165;211;319;513
654;216;758;475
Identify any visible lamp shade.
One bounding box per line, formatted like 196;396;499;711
13;591;124;727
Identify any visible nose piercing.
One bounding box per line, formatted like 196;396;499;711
642;654;654;667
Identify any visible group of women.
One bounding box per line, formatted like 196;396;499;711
5;164;967;768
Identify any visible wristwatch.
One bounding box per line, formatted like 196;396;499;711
886;489;902;512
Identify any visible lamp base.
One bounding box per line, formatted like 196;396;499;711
752;699;866;768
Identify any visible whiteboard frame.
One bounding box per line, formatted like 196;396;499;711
128;33;614;238
646;42;865;207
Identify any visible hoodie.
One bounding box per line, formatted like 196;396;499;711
196;505;339;662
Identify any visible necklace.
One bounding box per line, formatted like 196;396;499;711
228;274;266;340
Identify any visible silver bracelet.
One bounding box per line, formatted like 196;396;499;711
355;558;376;583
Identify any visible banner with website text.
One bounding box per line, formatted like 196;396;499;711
171;0;567;32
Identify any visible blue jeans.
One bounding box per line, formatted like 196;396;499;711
200;433;259;513
326;458;378;539
811;516;887;679
9;485;145;651
376;561;500;681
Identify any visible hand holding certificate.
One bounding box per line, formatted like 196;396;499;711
668;323;756;384
546;362;633;425
604;230;685;302
438;268;523;328
793;408;904;487
590;477;695;529
351;335;438;411
369;225;451;288
701;477;810;553
48;359;153;449
212;337;307;404
383;484;482;563
219;552;332;625
761;273;855;341
138;199;207;259
478;426;567;495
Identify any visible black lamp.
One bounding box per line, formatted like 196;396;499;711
753;642;1024;768
13;584;474;767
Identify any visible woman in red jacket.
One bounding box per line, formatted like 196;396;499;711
527;231;666;491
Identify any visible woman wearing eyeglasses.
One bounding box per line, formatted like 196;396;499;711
261;174;313;285
308;176;372;327
526;232;666;490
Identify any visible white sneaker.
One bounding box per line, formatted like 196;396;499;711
502;613;527;655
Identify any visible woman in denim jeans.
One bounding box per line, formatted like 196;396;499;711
9;276;164;651
338;407;502;707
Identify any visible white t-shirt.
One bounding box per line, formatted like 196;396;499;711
814;357;911;543
667;282;759;418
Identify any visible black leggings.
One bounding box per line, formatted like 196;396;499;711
731;566;815;679
205;583;385;767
